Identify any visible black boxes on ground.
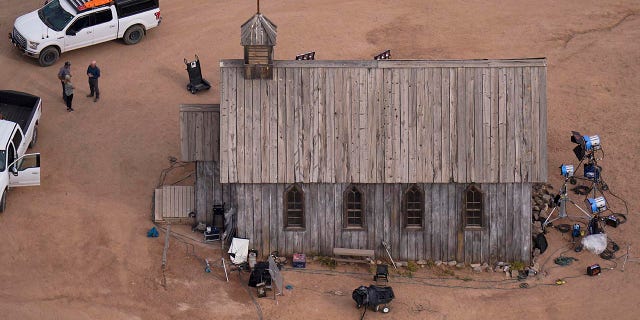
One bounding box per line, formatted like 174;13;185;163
587;264;601;276
248;262;271;287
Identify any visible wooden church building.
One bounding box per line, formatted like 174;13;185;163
180;11;548;264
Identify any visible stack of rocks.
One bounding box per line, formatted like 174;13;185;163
530;183;556;258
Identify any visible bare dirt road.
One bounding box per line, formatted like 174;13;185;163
0;0;639;319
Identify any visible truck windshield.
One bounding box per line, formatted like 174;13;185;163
38;0;74;32
0;151;5;172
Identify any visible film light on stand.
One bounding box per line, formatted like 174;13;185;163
295;52;315;60
586;197;607;214
583;135;601;151
560;164;575;177
583;164;601;181
374;50;391;60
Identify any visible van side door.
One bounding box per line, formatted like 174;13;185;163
64;13;94;50
92;8;118;43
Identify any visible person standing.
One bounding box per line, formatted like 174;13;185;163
64;74;74;112
86;60;100;102
57;61;71;102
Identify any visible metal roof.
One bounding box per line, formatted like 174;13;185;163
241;14;277;46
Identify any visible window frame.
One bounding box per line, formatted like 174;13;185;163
343;185;365;230
116;0;159;18
403;184;424;229
67;14;92;34
463;184;484;229
93;9;113;25
284;184;305;230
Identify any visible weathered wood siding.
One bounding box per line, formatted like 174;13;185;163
195;161;236;225
153;186;195;222
180;104;220;162
231;183;531;263
219;59;547;184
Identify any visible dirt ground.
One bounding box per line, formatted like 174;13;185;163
1;0;639;319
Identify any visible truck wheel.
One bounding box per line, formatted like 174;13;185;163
0;190;6;213
123;25;145;45
38;46;59;67
29;126;38;148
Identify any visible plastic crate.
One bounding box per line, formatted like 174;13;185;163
292;253;306;268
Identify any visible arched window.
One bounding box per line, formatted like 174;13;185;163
403;185;424;228
284;184;305;229
344;185;364;228
464;185;483;228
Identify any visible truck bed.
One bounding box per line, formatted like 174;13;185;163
0;90;40;132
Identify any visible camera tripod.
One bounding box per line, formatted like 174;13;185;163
542;177;593;230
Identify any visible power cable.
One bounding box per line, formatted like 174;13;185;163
238;270;264;320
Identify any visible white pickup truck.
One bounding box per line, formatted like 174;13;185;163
0;90;42;212
9;0;161;67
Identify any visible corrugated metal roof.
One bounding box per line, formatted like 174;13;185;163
241;14;277;46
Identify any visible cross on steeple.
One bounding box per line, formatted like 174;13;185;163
257;0;260;14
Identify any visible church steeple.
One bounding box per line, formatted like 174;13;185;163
240;1;277;79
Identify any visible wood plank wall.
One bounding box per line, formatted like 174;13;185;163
195;161;235;225
231;183;531;264
179;104;220;162
219;60;547;184
153;186;195;222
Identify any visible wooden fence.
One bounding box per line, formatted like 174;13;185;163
153;186;195;223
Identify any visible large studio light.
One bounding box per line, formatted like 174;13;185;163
374;50;391;60
560;164;575;177
295;52;315;60
583;135;601;151
586;197;607;214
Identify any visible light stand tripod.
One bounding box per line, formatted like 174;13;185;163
542;177;592;230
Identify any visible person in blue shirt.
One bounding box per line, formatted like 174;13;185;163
86;60;100;102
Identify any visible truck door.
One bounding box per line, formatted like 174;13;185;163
64;14;94;50
92;9;118;43
8;153;41;187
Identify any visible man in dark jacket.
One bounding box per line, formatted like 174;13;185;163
86;60;100;102
57;61;71;102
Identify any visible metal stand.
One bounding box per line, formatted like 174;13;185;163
382;241;397;270
542;178;592;229
621;244;640;272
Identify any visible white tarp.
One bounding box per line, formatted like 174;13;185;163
228;237;249;264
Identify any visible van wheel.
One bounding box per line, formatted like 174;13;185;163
39;46;59;67
123;25;145;45
29;126;38;148
0;190;7;213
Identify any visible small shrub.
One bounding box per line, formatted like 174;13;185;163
443;269;455;277
511;261;525;271
407;261;419;272
317;256;337;269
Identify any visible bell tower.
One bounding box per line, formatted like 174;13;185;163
240;0;277;79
